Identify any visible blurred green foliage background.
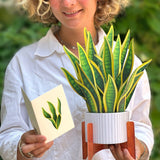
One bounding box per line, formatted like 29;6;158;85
0;0;160;159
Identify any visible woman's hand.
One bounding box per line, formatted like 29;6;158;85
17;130;53;160
109;138;148;160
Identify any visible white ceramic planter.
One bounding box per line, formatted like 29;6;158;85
85;112;129;144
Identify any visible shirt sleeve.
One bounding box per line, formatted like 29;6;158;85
126;56;154;158
0;55;31;160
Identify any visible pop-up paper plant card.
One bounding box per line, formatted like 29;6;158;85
22;84;75;143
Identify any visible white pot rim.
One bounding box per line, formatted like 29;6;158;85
85;111;129;115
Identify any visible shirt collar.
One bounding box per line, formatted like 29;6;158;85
34;27;106;57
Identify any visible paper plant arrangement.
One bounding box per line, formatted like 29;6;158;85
42;98;62;130
22;85;75;143
61;26;151;114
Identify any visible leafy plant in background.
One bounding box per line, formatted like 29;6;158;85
0;7;49;104
62;26;151;113
42;98;61;129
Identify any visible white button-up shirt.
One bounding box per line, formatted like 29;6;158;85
0;28;154;160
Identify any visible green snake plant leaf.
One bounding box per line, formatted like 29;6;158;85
61;68;85;98
103;37;114;79
113;35;121;79
117;96;126;112
103;75;117;113
128;59;152;93
99;42;104;58
120;71;138;100
56;115;61;129
120;59;151;102
123;59;152;91
47;101;57;122
99;25;114;59
49;118;57;129
100;25;114;58
76;80;98;112
93;54;105;76
90;60;104;93
78;43;95;85
121;39;134;83
42;108;51;119
117;80;127;100
136;59;152;74
125;72;144;108
84;27;88;48
121;30;131;69
86;31;97;62
93;54;102;65
63;46;80;77
98;88;105;112
106;25;114;49
57;98;61;115
117;72;144;112
76;62;102;112
115;73;122;90
120;59;151;98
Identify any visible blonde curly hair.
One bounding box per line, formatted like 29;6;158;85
18;0;129;28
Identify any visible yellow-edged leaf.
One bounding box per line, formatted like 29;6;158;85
78;43;95;85
76;63;102;112
121;30;131;69
76;81;98;112
113;35;121;78
103;75;117;112
103;37;114;79
61;68;84;97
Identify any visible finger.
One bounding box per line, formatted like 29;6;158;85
21;141;53;158
123;149;134;160
23;130;37;136
109;144;119;160
114;144;123;159
21;142;46;154
33;141;54;158
22;132;46;144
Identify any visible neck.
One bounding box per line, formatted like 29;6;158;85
60;26;97;44
54;26;98;57
61;28;85;46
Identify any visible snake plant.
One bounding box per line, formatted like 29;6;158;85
42;98;61;129
61;26;152;113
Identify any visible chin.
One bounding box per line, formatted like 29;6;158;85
65;23;85;30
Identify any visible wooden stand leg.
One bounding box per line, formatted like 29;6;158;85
82;121;136;160
87;123;94;160
121;121;136;159
127;121;136;158
82;121;87;159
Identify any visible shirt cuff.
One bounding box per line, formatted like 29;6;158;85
0;132;23;160
134;121;154;157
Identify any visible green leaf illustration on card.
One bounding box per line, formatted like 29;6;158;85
42;98;62;129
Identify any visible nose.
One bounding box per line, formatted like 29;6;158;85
62;0;76;7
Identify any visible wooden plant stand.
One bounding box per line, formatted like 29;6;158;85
82;121;135;160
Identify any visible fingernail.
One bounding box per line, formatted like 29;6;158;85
41;136;46;141
109;145;114;150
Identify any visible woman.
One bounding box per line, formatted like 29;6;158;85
0;0;153;159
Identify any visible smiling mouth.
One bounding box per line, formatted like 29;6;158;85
63;9;82;17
